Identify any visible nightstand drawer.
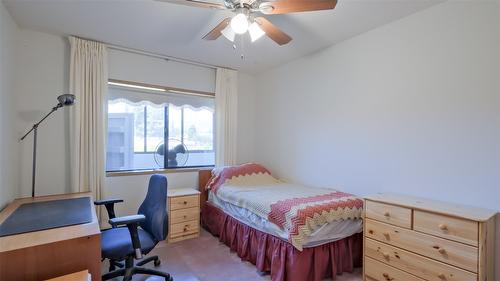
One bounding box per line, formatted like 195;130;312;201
414;210;478;247
365;257;424;281
365;200;412;229
170;207;199;224
365;219;478;272
365;238;477;281
170;195;199;210
170;220;199;237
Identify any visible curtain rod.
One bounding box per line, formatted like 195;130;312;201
71;35;235;71
107;43;228;71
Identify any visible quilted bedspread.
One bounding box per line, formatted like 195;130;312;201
206;164;363;250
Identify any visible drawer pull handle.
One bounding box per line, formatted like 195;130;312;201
383;232;390;239
438;248;446;254
382;252;390;259
383;211;390;217
438;224;448;231
183;201;188;205
438;273;446;279
382;273;394;281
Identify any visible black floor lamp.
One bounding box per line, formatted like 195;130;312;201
20;94;76;197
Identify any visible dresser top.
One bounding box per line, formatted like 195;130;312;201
365;193;497;222
168;188;200;197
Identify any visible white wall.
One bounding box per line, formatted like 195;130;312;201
15;29;70;198
236;72;256;164
11;36;257;214
108;49;216;93
254;1;500;277
0;1;19;209
104;171;199;218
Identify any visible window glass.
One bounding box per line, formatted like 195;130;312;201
168;105;182;143
183;107;214;151
145;105;165;152
106;83;215;172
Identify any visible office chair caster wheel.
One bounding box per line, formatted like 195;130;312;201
154;259;161;266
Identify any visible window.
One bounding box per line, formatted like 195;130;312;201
106;81;215;172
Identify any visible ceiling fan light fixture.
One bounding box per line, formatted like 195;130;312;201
221;24;235;42
248;21;265;42
258;2;274;14
230;13;249;34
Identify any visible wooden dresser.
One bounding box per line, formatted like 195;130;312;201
363;193;496;281
167;188;200;242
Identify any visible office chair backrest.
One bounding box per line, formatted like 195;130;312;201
138;174;168;242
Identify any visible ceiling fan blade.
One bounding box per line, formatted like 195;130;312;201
255;17;292;46
155;0;226;10
259;0;337;14
203;18;231;40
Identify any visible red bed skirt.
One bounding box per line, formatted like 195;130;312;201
201;202;362;281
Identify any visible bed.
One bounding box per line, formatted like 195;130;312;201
198;164;363;281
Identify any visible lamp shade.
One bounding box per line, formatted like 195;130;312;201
57;94;76;106
221;25;235;42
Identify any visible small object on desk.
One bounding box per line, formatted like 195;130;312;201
167;188;200;242
45;270;91;281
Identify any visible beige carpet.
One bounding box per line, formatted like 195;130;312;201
104;229;362;281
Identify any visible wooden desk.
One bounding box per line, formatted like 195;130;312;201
0;193;101;281
46;270;91;281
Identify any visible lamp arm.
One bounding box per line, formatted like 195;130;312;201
20;103;63;141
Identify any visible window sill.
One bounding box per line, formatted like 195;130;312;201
106;167;213;177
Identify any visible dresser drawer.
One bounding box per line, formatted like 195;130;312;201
170;195;199;211
414;210;479;247
170;207;199;224
366;200;412;229
365;238;477;281
365;256;424;281
170;220;199;237
365;219;478;272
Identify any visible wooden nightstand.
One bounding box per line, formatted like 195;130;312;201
167;188;200;243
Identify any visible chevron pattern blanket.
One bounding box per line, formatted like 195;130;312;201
206;164;363;250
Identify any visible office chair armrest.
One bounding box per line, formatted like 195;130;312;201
94;198;124;205
109;214;146;259
108;214;145;226
94;198;124;220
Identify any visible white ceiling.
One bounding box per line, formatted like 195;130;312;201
4;0;441;74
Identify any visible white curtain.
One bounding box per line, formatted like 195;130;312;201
215;68;238;167
68;36;108;204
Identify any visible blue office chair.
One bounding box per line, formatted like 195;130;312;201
94;174;173;281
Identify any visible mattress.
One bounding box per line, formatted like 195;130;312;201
208;191;362;248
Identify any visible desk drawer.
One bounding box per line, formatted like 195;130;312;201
170;220;199;237
170;207;199;224
170;195;199;211
365;238;477;281
414;210;478;247
365;257;424;281
366;200;412;229
365;219;478;272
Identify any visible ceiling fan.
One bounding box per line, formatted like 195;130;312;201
156;0;338;45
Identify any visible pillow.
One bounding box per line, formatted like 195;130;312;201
205;163;272;193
